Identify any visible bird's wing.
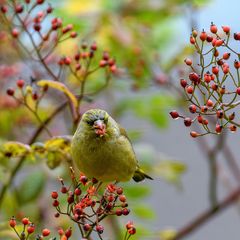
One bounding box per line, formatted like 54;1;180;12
118;124;132;144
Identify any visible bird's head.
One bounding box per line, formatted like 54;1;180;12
81;109;109;137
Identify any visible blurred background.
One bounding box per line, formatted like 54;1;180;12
1;0;240;239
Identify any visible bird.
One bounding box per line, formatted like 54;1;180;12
71;109;153;182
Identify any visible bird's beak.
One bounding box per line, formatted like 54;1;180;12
93;120;106;137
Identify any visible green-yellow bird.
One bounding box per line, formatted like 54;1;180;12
71;109;153;182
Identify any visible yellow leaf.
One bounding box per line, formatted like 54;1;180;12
37;80;78;108
0;141;31;158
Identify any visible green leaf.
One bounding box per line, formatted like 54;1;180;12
155;160;186;186
133;204;155;219
17;171;45;205
124;185;151;199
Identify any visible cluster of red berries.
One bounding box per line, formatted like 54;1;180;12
6;78;48;104
1;1;77;41
51;171;134;239
9;216;51;240
58;41;117;77
171;23;240;137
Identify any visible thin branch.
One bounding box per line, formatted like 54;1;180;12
173;186;240;240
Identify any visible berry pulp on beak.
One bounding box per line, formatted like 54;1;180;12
93;120;106;136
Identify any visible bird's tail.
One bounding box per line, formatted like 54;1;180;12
132;168;153;182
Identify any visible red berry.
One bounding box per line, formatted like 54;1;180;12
119;195;126;202
204;72;211;83
107;194;115;202
215;124;222;134
67;192;74;204
64;57;71;65
70;32;77;38
47;5;53;13
203;119;209;125
102;51;109;61
217;110;224;119
52;200;59;207
83;224;91;231
234;33;240;41
189;105;197;113
197;115;203;124
212;66;219;75
169;110;179;119
186;85;194;94
192;29;198;37
58;228;64;236
74;188;81;196
229;112;235;121
236;87;240;95
15;4;24;14
80;175;88;184
27;223;35;234
206;35;213;42
201;106;208;113
32;92;38;100
110;65;117;73
99;60;108;67
16;79;25;88
223;66;229;74
51;191;58;199
37;0;44;4
210;23;218;34
200;30;207;41
220;87;225;95
12;29;19;38
54;213;60;218
215;39;224;47
190;35;195;44
189;72;200;84
184;58;192;66
211;83;218;91
1;5;8;13
65;228;72;238
7;88;15;96
34;23;41;31
92;178;98;184
180;79;187;88
190;131;199;138
222;26;230;34
223;52;230;60
128;227;136;235
184;117;192;127
9;217;16;228
42;228;51;237
115;209;122;216
212;38;217;47
96;225;104;234
61;186;68;193
90;42;97;51
229;125;237;132
116;187;123;195
234;60;240;69
213;49;219;57
206;99;213;107
122;208;130;215
22;217;29;225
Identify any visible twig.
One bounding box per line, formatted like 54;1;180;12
173;186;240;240
0;100;68;206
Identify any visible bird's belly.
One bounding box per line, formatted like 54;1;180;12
76;140;136;182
